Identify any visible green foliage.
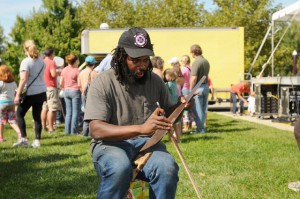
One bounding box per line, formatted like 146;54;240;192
272;22;300;76
204;0;281;77
2;0;82;78
77;0;135;29
0;112;299;198
77;0;206;29
134;0;207;28
0;24;5;57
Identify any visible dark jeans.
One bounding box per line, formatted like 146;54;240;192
81;95;89;136
16;92;46;140
56;97;66;123
231;92;244;114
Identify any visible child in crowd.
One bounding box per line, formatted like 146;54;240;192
0;65;21;143
163;68;182;143
247;91;256;116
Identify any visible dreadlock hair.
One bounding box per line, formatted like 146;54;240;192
111;47;153;85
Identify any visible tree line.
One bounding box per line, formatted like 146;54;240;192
0;0;299;79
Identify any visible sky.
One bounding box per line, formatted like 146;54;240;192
0;0;298;39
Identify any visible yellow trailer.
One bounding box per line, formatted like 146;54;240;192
81;27;244;101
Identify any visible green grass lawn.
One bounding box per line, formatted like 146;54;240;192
1;112;300;199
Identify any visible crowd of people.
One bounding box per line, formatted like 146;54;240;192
0;40;104;147
0;27;255;198
0;39;217;145
0;40;216;147
0;33;253;143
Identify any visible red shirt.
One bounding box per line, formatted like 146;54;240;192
230;82;250;94
208;77;213;87
44;57;57;87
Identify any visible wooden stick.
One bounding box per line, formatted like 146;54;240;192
168;132;203;199
132;152;152;180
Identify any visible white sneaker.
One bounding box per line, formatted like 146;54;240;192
288;181;300;191
31;139;41;148
13;139;29;147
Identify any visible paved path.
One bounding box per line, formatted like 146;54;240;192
214;111;295;132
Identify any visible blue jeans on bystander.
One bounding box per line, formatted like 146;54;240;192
192;84;209;133
64;89;81;134
81;95;89;136
231;92;244;114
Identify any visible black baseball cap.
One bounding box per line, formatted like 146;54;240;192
118;27;154;58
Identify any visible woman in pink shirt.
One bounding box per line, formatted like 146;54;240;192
60;54;81;134
181;55;191;131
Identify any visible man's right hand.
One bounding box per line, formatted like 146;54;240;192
140;107;172;135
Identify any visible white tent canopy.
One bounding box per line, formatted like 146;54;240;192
250;0;300;77
272;0;300;22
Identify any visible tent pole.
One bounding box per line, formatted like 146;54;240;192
271;20;274;77
248;24;272;74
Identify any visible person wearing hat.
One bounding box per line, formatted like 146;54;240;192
41;47;60;133
84;27;192;198
78;55;97;136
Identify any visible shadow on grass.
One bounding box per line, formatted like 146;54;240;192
0;153;98;198
209;127;253;133
181;134;222;143
207;119;254;133
43;137;90;147
162;134;222;144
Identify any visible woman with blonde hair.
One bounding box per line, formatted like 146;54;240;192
13;40;46;148
168;57;184;137
168;57;184;95
163;68;182;142
60;53;81;135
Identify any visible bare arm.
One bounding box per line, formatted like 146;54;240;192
59;76;64;89
210;85;214;100
77;74;83;93
50;68;56;78
189;75;197;90
14;71;29;104
91;71;98;81
237;91;248;105
90;107;172;141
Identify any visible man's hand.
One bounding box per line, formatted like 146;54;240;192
140;107;172;135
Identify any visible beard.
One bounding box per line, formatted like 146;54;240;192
124;67;149;84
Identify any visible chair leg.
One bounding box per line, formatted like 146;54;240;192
127;180;146;199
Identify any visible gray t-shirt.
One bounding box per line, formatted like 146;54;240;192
84;69;174;126
20;56;46;95
0;81;17;101
191;55;210;84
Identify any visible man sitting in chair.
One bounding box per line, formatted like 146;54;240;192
84;27;192;198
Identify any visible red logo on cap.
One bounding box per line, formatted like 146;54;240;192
134;33;147;47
